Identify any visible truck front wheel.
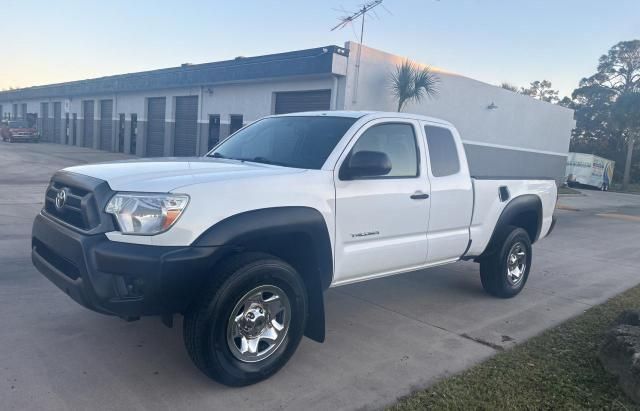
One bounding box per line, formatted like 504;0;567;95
479;226;532;298
183;253;308;386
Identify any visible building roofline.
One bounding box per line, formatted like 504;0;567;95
0;45;349;102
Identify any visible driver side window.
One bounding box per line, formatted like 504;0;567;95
349;123;419;178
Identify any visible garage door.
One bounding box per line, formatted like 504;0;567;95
274;90;332;114
83;100;94;148
146;97;166;157
99;100;113;151
53;102;61;143
173;96;198;156
40;103;49;141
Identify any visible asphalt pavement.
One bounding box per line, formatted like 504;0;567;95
2;142;640;410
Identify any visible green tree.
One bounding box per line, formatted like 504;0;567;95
390;60;439;112
573;40;640;190
500;82;519;92
612;92;640;188
521;80;559;103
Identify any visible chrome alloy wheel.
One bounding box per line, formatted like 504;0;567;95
506;242;527;287
226;285;291;363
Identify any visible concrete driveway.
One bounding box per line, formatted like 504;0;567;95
2;142;640;410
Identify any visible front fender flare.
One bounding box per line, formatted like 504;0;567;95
193;206;333;342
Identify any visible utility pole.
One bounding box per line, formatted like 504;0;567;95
331;0;385;105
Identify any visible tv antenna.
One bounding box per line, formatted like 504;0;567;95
331;0;387;104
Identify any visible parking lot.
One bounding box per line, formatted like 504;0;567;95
2;142;640;411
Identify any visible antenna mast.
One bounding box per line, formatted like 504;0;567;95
331;0;384;104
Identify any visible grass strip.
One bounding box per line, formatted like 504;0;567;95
390;285;640;410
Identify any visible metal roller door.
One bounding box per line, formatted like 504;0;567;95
173;96;198;156
274;90;332;114
83;100;94;148
99;100;113;151
146;97;166;157
53;102;61;143
40;103;49;141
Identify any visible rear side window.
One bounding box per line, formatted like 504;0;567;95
350;123;419;178
424;125;460;177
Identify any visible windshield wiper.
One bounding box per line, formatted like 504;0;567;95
208;153;288;167
237;157;289;167
207;152;227;159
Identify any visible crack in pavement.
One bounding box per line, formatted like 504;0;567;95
334;288;500;352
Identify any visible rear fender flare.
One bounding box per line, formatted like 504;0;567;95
478;194;542;258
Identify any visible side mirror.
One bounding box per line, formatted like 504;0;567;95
341;150;392;180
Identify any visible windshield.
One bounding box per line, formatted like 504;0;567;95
208;116;357;169
8;120;28;128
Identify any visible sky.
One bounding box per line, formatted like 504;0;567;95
0;0;638;97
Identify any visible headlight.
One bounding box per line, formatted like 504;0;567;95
105;193;189;235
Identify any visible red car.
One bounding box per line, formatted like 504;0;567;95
1;119;40;143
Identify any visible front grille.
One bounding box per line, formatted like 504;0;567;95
43;171;117;233
42;171;115;234
44;182;95;230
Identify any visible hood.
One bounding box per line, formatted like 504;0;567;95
62;157;306;192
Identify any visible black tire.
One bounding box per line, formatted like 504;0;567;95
480;226;532;298
183;252;308;386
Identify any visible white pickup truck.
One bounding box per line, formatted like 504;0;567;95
32;111;557;386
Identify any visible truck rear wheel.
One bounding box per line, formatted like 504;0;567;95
183;253;307;386
479;226;532;298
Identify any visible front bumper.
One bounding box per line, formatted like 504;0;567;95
9;134;39;141
32;213;225;318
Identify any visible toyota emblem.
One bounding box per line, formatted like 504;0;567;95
55;189;67;210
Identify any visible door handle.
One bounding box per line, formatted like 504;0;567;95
410;192;429;200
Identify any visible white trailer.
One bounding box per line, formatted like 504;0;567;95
565;152;615;190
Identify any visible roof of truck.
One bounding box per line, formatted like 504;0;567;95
275;110;454;126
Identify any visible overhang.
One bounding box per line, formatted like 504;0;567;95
0;46;349;102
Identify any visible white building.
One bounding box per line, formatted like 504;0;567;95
0;42;574;180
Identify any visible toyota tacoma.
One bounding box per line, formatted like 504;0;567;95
32;111;557;386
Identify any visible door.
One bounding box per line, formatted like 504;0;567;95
130;113;138;154
53;102;61;143
72;114;77;145
117;114;125;153
229;114;243;134
64;113;69;144
99;99;113;151
274;90;331;114
173;96;198;156
146;98;165;156
40;103;49;141
82;100;94;148
333;119;430;285
208;114;220;150
422;123;473;263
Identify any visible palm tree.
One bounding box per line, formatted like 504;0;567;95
390;60;439;112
